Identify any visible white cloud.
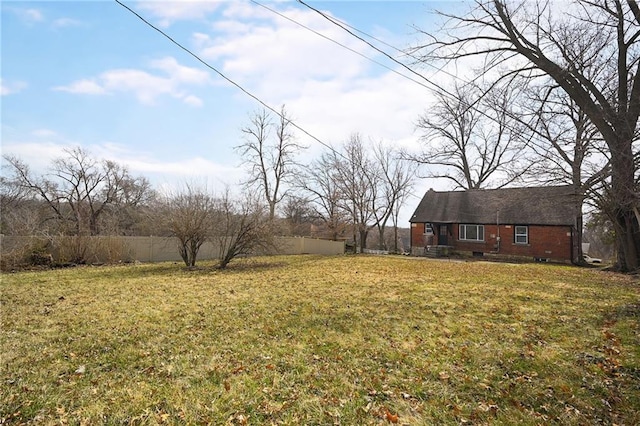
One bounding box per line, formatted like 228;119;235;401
31;129;59;138
19;8;44;23
136;0;222;27
192;2;432;151
198;4;370;99
52;57;210;106
149;57;210;84
52;17;84;28
26;8;44;21
100;69;175;104
53;79;106;95
2;137;243;191
0;79;27;96
182;95;204;107
1;141;73;172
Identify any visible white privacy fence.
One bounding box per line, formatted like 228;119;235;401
0;235;345;264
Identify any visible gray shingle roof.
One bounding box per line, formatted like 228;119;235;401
410;186;578;226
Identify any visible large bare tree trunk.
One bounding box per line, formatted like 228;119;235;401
610;136;639;270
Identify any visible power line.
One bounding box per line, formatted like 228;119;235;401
253;0;503;139
296;0;450;94
295;0;525;126
249;0;434;92
114;0;345;161
293;1;467;83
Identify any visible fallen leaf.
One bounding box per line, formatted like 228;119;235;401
224;381;230;391
385;408;399;423
438;371;450;381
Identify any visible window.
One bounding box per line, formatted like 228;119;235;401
515;226;528;244
424;224;434;235
459;224;484;241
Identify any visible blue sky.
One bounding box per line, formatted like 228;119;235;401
2;1;467;222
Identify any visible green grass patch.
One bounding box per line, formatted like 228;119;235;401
2;255;639;425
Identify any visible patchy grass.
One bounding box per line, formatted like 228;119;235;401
1;255;639;425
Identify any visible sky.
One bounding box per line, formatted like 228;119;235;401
1;0;471;223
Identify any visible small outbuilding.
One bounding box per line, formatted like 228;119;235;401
409;185;580;263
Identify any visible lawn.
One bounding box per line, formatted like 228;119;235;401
1;255;639;425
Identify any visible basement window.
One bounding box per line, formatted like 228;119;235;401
515;226;528;244
459;224;484;241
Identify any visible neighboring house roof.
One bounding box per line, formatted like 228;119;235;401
410;186;578;226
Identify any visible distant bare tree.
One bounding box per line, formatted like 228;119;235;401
331;134;379;252
517;83;611;263
405;83;529;190
236;106;305;221
0;167;38;235
280;194;314;236
213;191;276;269
296;152;348;241
371;142;416;251
160;184;214;268
2;148;151;236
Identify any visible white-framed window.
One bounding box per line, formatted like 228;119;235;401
424;224;434;235
515;225;528;244
459;224;484;241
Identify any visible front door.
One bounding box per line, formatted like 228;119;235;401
439;225;448;245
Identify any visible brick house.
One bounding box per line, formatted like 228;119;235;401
409;186;580;263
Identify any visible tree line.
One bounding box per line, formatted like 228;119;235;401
0;121;416;268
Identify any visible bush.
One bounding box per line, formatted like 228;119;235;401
0;236;51;271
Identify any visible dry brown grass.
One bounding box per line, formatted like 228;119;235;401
1;255;639;425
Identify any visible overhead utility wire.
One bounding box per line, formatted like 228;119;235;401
297;0;521;90
249;0;433;92
114;0;345;160
296;0;455;95
254;0;488;129
296;1;529;120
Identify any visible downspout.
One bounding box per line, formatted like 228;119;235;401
409;221;414;255
492;210;501;254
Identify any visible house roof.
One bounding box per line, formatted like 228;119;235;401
410;185;578;226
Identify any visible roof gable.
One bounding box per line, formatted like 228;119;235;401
410;186;578;226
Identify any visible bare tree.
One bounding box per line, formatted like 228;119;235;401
298;137;415;251
2;148;152;236
0;167;39;235
414;0;640;270
236;106;305;221
517;83;611;263
371;142;417;251
160;184;214;267
406;83;529;190
331;134;379;252
296;152;348;241
213;190;276;269
280;194;314;236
